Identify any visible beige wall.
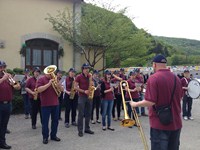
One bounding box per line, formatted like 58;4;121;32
0;0;75;70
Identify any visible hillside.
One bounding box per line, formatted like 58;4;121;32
154;36;200;55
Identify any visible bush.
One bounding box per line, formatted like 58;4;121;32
12;90;24;114
13;68;23;75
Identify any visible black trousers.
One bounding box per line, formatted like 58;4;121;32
64;94;78;124
91;96;101;120
182;94;193;117
30;99;42;126
0;103;11;145
58;93;63;119
112;94;122;118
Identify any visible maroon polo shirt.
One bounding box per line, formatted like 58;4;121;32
181;77;190;96
26;77;37;99
145;69;182;130
75;73;91;97
102;80;114;100
36;75;59;107
125;79;140;99
119;74;127;80
0;76;13;101
65;76;74;92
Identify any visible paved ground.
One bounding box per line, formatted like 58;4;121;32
4;100;200;150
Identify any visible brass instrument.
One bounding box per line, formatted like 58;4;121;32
88;73;96;100
3;71;20;88
69;80;76;99
120;80;149;150
33;88;38;100
43;65;61;96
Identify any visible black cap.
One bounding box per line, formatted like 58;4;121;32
68;68;76;73
113;70;119;74
33;67;41;73
82;63;90;69
135;68;140;73
0;61;6;67
184;69;190;73
56;69;62;74
152;54;167;63
129;70;137;76
93;70;99;74
104;70;111;75
120;68;124;71
24;68;30;73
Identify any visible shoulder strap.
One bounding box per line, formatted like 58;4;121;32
170;74;177;105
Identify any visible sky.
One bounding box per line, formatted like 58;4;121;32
85;0;200;41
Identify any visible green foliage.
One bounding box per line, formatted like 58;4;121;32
12;90;23;114
13;68;23;75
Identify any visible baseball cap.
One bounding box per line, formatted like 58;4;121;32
0;61;7;67
113;70;119;74
135;68;140;73
93;70;99;74
24;68;30;73
82;63;90;69
68;68;76;73
120;68;124;71
129;70;137;76
104;70;111;75
33;67;41;73
152;54;167;63
184;69;190;73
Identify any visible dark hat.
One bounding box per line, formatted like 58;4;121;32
93;70;99;74
120;68;124;71
56;69;62;74
113;70;119;74
104;70;111;75
0;61;7;67
24;68;30;73
184;69;190;73
135;68;140;73
33;67;41;73
82;63;90;69
68;68;76;73
152;54;167;63
129;70;137;76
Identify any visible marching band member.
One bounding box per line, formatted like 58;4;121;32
25;67;42;129
181;69;194;120
63;68;78;128
20;69;31;119
56;70;63;121
75;63;94;137
125;70;141;126
101;70;115;131
91;70;101;124
0;60;20;149
36;66;63;144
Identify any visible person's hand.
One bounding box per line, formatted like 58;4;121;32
84;90;89;95
129;101;137;108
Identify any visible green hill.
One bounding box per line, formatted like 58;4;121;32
154;36;200;55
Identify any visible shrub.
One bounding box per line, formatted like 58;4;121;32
12;90;24;114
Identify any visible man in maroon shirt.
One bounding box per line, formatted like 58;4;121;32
75;63;94;137
37;68;63;144
181;70;193;120
130;55;182;150
0;61;20;149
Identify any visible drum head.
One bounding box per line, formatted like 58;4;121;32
188;79;200;99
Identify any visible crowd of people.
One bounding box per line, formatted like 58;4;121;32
0;54;196;150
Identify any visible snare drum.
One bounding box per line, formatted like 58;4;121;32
188;79;200;99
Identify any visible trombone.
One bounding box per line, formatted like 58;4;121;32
120;80;149;150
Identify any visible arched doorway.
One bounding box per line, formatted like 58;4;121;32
25;38;59;70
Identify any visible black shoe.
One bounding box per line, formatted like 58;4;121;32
65;123;70;128
51;137;61;142
32;125;36;129
6;129;11;134
78;132;83;137
107;127;115;131
43;139;48;144
0;143;12;149
85;130;94;134
72;122;77;126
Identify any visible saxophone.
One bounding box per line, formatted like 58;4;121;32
69;80;76;99
88;73;96;100
33;88;38;100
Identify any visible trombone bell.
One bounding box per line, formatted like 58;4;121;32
121;119;135;127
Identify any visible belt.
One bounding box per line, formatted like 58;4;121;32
0;101;10;104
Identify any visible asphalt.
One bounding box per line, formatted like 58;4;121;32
4;100;200;150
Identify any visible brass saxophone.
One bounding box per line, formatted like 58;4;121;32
69;80;76;99
88;73;96;100
33;88;38;100
43;65;61;97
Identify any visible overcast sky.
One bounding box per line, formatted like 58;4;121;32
85;0;200;41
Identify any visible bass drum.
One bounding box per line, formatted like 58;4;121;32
188;79;200;99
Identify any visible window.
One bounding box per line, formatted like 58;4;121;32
25;39;59;70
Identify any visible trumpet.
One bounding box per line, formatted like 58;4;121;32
3;71;20;88
43;65;62;96
120;80;149;150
